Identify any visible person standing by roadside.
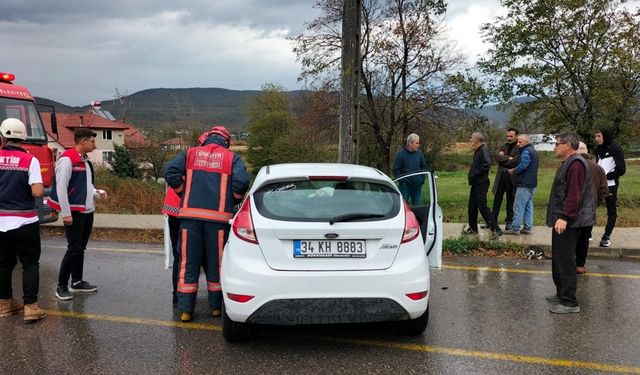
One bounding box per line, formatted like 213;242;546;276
393;133;427;206
165;126;249;322
505;134;538;235
162;186;181;308
489;127;519;229
546;132;595;314
595;128;626;248
0;119;46;322
49;129;107;301
575;141;609;274
466;132;502;237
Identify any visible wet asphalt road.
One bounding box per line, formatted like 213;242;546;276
2;237;640;375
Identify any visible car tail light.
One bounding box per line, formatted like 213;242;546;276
227;293;255;303
232;197;258;244
401;201;420;243
405;291;428;300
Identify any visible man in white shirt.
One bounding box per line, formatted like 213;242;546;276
0;118;46;322
48;128;107;300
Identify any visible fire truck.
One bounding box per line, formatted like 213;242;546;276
0;72;58;223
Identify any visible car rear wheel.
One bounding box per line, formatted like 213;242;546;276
399;305;429;335
222;301;251;342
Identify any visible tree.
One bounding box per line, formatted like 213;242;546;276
111;144;139;179
479;0;640;147
246;85;339;173
288;88;340;162
293;0;466;173
131;145;178;182
246;84;297;174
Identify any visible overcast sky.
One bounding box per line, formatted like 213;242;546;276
1;0;504;106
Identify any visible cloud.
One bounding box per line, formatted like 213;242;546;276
444;0;505;63
0;2;316;105
1;0;503;105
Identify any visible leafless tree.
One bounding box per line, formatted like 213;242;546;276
293;0;467;172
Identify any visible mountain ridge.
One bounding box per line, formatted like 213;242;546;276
35;88;513;131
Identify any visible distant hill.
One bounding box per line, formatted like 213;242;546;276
36;88;523;131
33;97;82;114
472;104;510;125
471;97;536;126
38;88;304;132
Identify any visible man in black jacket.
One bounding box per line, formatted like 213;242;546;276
466;132;502;237
490;127;519;228
595;128;626;248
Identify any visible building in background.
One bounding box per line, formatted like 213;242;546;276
41;102;146;164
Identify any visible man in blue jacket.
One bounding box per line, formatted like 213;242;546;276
505;134;538;235
165;126;249;322
392;133;426;205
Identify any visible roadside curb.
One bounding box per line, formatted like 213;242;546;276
44;214;640;259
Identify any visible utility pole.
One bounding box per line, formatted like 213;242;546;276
339;0;361;164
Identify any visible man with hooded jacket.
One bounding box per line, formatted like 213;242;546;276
165;126;249;322
594;128;626;248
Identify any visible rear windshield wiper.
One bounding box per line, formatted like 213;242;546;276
329;213;386;225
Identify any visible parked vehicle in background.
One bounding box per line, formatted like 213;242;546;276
0;72;58;223
221;163;442;342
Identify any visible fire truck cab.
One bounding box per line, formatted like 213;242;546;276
0;72;58;223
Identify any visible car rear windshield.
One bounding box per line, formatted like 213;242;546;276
253;179;401;222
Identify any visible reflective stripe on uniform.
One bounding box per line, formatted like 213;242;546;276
183;169;194;209
207;281;221;292
178;208;233;222
218;174;228;213
177;227;198;294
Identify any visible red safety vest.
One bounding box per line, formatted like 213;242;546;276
161;187;181;217
0;146;37;218
178;143;235;223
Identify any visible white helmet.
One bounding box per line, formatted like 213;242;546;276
0;118;27;140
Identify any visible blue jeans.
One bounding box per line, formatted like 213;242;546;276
511;187;535;231
399;182;422;206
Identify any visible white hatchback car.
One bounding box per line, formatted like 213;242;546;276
221;163;442;341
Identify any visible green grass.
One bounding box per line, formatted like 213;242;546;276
444;235;527;255
432;153;640;227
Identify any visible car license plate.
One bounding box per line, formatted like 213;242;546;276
293;240;366;258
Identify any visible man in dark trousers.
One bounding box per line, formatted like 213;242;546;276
489;127;519;228
49;128;107;301
595;128;626;248
546;132;595;314
0;119;46;322
165;125;249;322
393;133;427;205
466;132;502;237
575;141;609;274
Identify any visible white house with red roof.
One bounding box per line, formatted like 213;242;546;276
41;102;146;165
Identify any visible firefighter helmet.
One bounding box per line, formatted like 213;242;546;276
0;118;27;140
197;125;231;147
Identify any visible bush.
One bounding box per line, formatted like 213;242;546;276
444;235;526;255
111;144;139;179
444;236;479;254
94;168;164;214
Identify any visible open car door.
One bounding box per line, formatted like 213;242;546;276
393;170;443;268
